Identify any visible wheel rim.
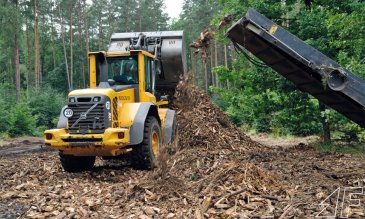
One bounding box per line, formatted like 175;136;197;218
151;131;159;157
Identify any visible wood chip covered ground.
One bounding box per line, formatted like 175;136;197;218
1;76;364;218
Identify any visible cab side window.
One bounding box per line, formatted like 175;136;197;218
145;57;153;92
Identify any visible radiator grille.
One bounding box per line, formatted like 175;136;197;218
68;102;106;134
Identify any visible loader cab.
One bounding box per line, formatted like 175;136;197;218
88;51;157;103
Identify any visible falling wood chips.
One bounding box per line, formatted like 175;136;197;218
0;75;364;218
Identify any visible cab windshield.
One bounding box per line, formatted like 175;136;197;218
107;56;138;85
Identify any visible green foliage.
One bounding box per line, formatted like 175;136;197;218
46;64;69;93
0;84;15;133
8;102;36;138
28;86;66;129
208;0;365;140
212;54;322;136
0;84;65;137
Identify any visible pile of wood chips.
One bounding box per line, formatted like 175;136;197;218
174;73;259;150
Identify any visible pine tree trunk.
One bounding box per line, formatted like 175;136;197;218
214;38;218;87
231;42;236;61
190;49;195;84
224;44;228;67
9;53;13;83
51;10;56;69
210;44;214;87
124;0;130;31
224;44;230;89
15;38;21;102
14;0;20;102
77;0;85;88
26;21;32;90
319;102;331;144
59;5;71;90
82;0;90;83
138;0;142;31
98;11;102;51
230;43;236;88
83;0;89;54
33;0;41;89
203;58;208;93
40;13;45;82
106;3;115;43
69;4;74;90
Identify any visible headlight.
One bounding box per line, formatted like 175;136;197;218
69;97;76;103
93;97;101;102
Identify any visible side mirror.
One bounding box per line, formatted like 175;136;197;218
108;79;116;86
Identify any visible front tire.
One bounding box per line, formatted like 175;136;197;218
59;152;95;172
132;116;162;170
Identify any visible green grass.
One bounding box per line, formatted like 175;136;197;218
316;142;365;155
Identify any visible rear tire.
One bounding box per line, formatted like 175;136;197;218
131;116;161;170
59;152;95;172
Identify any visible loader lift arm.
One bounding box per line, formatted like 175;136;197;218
226;8;365;128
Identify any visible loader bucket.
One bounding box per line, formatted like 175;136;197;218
109;31;187;91
226;8;365;128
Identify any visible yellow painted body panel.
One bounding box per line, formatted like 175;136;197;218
156;101;169;107
138;52;145;101
44;129;69;148
89;55;97;88
136;52;156;103
117;88;135;103
44;128;130;156
69;88;134;103
141;92;156;103
69;88;116;97
119;103;140;127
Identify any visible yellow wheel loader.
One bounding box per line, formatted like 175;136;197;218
44;31;186;172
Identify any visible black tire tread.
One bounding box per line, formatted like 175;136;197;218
131;116;161;170
59;152;95;172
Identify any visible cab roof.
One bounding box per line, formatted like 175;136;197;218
88;50;156;59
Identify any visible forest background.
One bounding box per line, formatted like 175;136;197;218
0;0;364;143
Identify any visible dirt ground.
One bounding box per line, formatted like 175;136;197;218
249;134;320;149
0;77;364;218
0;137;44;156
